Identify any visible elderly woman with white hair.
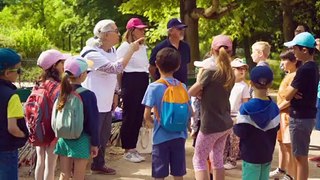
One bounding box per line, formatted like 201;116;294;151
80;19;143;175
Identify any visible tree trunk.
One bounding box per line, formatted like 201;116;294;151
243;36;255;70
181;0;200;75
281;0;294;41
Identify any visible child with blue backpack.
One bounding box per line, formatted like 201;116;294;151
53;57;100;180
142;47;191;180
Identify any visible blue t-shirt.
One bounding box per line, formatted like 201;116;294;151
142;77;188;145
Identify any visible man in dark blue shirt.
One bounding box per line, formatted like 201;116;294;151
149;18;191;84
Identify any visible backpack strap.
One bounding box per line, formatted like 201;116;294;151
75;87;87;94
81;49;97;58
156;78;180;87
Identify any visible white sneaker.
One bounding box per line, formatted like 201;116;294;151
123;152;142;163
134;151;146;161
223;162;237;170
269;168;286;178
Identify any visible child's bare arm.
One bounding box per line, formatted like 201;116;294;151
284;85;299;101
188;82;203;97
7;118;25;138
144;107;153;128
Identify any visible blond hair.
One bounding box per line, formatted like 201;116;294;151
212;47;235;91
252;41;271;58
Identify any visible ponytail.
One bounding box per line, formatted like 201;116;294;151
57;72;73;110
212;47;235;90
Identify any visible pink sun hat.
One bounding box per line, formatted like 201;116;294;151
37;49;71;70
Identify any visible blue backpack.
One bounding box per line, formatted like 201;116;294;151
51;87;87;139
154;79;191;132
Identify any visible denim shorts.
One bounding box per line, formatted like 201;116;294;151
0;150;18;180
152;138;186;178
289;117;315;156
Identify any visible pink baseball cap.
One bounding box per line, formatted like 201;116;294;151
37;49;70;70
211;35;233;51
126;18;147;30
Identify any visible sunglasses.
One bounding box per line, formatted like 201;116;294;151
86;70;91;74
8;68;22;75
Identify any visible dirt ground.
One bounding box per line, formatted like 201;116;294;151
19;130;320;180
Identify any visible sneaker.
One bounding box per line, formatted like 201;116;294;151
123;152;142;163
134;151;146;161
91;166;116;175
281;174;294;180
223;162;237;170
269;168;286;178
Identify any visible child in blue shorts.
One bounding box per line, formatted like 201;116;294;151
142;47;191;180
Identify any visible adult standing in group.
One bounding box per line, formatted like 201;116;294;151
117;18;149;163
80;19;143;175
149;18;190;84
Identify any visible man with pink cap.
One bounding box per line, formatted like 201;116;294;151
117;18;149;163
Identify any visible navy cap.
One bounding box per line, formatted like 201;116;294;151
167;18;187;29
0;48;21;71
250;66;273;86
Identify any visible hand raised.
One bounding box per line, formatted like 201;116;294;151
130;37;145;52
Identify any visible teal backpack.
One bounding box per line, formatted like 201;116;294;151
51;87;87;139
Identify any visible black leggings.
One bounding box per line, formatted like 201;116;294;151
120;72;149;149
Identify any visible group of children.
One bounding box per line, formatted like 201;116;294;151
0;48;100;180
0;31;319;180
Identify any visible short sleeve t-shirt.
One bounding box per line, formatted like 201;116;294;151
290;61;319;118
198;70;234;134
7;94;24;119
141;77;188;145
81;46;117;112
117;42;149;73
149;39;190;84
229;81;250;117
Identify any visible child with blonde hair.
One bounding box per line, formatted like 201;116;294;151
189;35;235;180
251;41;271;67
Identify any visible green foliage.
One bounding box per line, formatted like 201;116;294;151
20;66;42;83
268;59;283;89
119;0;179;43
10;24;51;58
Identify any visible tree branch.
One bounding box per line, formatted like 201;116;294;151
191;1;238;19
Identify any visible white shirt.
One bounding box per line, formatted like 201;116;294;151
81;46;118;112
117;42;149;73
229;81;250;116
